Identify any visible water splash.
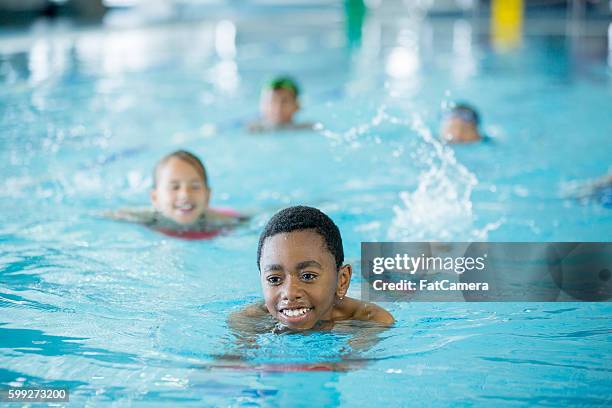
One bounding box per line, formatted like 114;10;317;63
316;106;502;241
388;113;481;240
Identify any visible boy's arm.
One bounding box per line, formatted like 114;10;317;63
334;298;394;363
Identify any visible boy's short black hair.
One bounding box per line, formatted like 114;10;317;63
266;76;300;98
257;206;344;271
153;150;208;188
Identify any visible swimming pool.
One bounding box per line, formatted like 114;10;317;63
1;3;611;406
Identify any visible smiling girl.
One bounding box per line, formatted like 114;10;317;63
106;150;246;239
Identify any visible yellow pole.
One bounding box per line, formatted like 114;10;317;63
491;0;524;51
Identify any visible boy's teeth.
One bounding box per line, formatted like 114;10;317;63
282;308;310;317
176;203;193;210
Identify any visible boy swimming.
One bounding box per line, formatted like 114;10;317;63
106;150;246;238
439;102;484;143
248;76;314;133
231;205;394;332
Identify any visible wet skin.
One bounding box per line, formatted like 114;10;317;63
260;88;299;126
439;116;482;143
259;230;351;331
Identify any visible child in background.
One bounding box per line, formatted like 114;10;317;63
439;102;484;144
248;76;314;133
230;206;394;333
106;150;246;239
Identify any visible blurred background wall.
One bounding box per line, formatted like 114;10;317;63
1;0;611;23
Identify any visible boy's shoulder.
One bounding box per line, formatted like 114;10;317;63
228;302;268;325
337;297;394;326
242;302;268;316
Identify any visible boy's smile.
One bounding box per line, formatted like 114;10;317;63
259;230;350;330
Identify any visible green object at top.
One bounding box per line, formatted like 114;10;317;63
266;77;300;97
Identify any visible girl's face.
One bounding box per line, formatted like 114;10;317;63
151;157;210;225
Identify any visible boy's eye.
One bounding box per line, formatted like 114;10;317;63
301;273;317;281
170;183;180;191
266;276;281;285
191;182;202;190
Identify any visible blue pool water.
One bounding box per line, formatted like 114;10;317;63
1;4;611;406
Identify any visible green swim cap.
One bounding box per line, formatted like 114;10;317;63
265;76;300;97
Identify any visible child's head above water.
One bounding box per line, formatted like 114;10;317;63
439;102;482;143
151;150;210;225
256;205;351;331
260;76;300;126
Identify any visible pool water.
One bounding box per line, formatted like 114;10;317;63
1;4;611;406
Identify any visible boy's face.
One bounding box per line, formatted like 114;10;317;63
150;157;210;225
259;229;351;331
260;88;299;125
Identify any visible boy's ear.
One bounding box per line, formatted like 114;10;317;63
336;264;352;298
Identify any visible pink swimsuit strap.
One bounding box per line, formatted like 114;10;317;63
154;208;241;240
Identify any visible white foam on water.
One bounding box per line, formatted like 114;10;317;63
388;112;482;240
317;106;503;241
